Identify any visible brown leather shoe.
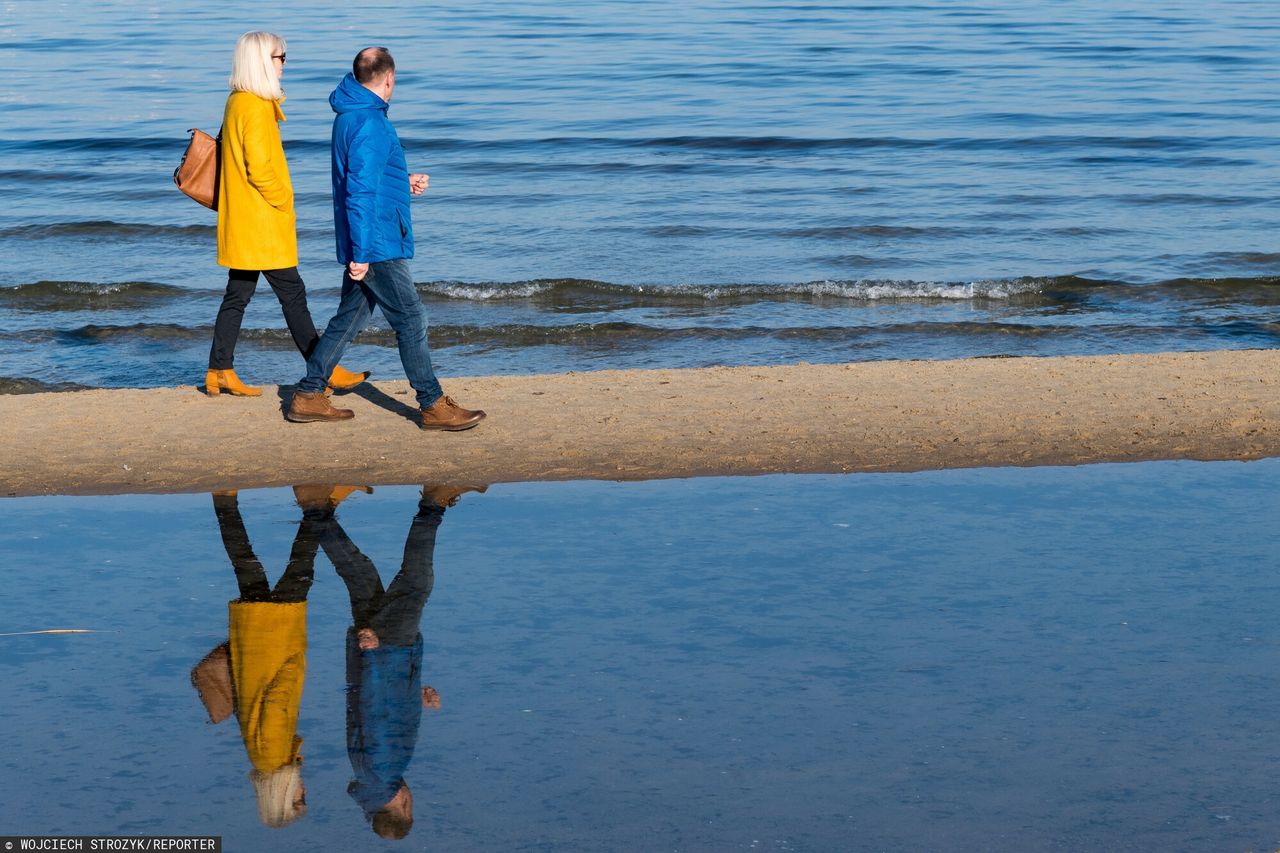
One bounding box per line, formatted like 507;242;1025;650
419;395;485;431
287;390;355;423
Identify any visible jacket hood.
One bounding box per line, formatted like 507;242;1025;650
330;72;388;115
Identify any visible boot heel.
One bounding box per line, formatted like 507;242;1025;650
204;370;221;396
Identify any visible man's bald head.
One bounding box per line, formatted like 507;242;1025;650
353;47;395;84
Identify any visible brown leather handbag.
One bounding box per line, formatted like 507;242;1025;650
190;641;234;724
173;128;220;210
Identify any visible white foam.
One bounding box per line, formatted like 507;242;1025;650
788;279;1047;300
423;281;556;300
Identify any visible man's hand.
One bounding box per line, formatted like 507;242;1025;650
348;261;369;281
409;173;429;195
422;686;441;710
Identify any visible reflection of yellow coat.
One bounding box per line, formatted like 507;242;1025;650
216;91;298;270
229;601;306;772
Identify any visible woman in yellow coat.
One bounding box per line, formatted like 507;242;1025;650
191;489;321;827
206;31;367;396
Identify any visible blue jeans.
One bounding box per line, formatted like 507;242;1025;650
297;259;443;408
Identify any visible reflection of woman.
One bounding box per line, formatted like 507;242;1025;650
191;490;319;828
206;31;367;397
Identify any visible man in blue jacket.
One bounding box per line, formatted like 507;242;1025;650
309;484;472;839
287;47;485;431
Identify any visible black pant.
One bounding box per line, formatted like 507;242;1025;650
208;266;321;369
213;493;318;603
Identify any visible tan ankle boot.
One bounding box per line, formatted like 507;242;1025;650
328;364;371;391
422;483;487;508
287;390;355;423
419;395;485;431
329;485;373;505
205;369;262;397
292;484;371;511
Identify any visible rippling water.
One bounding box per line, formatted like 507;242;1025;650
5;464;1280;849
3;1;1280;390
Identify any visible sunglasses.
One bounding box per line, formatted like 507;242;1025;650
272;53;287;63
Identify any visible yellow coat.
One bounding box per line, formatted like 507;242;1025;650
216;91;298;270
229;600;306;772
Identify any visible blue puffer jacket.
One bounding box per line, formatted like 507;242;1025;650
345;629;423;817
330;73;414;264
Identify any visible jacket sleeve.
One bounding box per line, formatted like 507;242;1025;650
241;104;293;211
344;118;393;264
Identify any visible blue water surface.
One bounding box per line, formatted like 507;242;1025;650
2;463;1280;850
3;2;1280;389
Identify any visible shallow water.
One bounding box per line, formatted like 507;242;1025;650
3;2;1280;390
3;463;1280;850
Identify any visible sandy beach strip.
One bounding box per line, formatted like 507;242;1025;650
2;349;1279;497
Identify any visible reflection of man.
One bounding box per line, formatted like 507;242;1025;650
298;483;480;839
286;47;484;431
191;490;321;828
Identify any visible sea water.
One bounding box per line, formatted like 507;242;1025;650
3;1;1280;390
2;463;1280;850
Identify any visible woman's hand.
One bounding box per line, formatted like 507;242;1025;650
409;173;429;195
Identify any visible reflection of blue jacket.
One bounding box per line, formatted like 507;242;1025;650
329;73;414;265
346;628;424;817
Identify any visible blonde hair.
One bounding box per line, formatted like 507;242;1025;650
249;762;307;828
228;31;285;101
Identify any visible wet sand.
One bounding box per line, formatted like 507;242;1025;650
3;349;1279;497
